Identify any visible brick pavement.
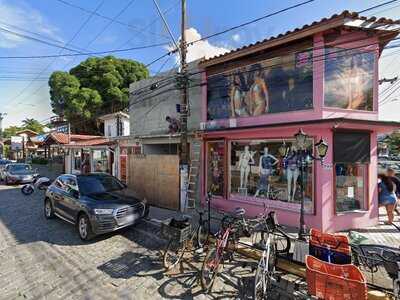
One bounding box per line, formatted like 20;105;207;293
0;184;259;300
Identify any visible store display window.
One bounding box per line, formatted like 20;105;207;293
230;139;314;213
206;141;225;196
334;131;370;213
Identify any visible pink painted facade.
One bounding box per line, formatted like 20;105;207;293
199;20;400;232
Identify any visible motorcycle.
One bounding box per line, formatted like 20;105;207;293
21;175;51;195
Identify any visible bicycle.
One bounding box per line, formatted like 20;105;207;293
253;211;291;299
162;191;213;270
200;207;250;292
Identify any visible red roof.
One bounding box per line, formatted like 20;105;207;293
67;138;112;147
44;132;103;145
199;10;400;67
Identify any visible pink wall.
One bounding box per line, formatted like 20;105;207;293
200;121;385;232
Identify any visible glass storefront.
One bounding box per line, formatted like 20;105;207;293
229;139;314;213
93;150;109;173
335;163;367;213
325;47;374;111
206;141;225;196
207;50;313;120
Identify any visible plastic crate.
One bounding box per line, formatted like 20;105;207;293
310;228;351;264
160;218;192;243
306;255;367;300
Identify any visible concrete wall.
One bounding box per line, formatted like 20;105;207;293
129;61;202;137
104;117;130;137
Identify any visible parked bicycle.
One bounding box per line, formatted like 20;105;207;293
253;211;291;299
162;191;213;270
200;207;251;292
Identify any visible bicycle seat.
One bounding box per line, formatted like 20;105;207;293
196;208;205;215
235;207;246;217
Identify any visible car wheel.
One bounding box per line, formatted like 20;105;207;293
44;198;54;219
77;214;93;241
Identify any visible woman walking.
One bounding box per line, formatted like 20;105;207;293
378;173;397;224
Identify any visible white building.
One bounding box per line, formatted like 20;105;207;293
98;112;130;138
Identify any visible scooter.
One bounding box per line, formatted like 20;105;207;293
21;175;51;195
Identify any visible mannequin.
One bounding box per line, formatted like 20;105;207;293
255;147;278;197
238;146;255;190
285;145;300;202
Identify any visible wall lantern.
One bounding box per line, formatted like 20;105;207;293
294;128;307;149
315;138;329;160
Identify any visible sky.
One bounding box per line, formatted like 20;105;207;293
0;0;400;128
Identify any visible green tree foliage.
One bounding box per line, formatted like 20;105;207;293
21;118;44;134
49;56;148;134
383;131;400;156
3;126;21;138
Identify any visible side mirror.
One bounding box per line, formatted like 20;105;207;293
70;189;80;199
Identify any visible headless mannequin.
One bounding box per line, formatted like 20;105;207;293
286;146;300;202
238;146;254;189
255;147;278;197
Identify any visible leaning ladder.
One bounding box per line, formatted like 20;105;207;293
186;139;201;209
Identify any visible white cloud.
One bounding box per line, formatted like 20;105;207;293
232;33;241;42
168;27;230;63
0;0;62;48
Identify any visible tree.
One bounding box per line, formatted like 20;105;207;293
384;131;400;156
3;126;21;139
21;118;44;134
49;56;149;134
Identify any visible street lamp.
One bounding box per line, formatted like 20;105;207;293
293;129;328;241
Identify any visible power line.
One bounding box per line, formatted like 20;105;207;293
5;1;106;111
54;0;169;40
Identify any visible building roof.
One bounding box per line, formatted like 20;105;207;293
65;138;113;147
98;111;129;121
199;10;400;68
16;129;38;137
44;132;103;145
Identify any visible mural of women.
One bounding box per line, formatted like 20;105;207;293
325;49;373;110
230;71;248;117
248;64;269;116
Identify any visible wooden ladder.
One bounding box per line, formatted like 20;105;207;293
186;140;201;209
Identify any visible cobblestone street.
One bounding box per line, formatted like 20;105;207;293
0;183;255;300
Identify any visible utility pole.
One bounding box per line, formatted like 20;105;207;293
179;0;189;165
0;112;6;140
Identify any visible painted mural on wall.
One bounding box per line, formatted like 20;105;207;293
324;47;374;111
207;51;314;120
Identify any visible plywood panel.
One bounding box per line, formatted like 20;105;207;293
127;154;179;210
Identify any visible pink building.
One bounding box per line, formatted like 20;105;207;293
198;11;400;232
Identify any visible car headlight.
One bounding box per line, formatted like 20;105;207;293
94;208;114;215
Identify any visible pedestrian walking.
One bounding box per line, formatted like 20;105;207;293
387;167;400;215
378;173;397;224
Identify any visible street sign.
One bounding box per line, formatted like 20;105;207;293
56;124;69;133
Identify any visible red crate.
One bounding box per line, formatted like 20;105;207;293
306;255;367;300
310;228;351;256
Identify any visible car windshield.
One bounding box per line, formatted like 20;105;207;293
8;164;32;173
77;175;125;196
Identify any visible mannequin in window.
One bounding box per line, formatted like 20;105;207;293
238;146;255;190
255;147;279;197
285;145;300;202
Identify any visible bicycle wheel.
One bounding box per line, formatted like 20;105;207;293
163;240;186;270
201;247;222;291
197;223;208;248
273;228;291;254
253;244;276;299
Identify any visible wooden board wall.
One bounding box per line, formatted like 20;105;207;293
127;154;180;210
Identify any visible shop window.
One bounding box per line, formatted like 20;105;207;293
334;132;370;213
324;47;374;111
207;50;313;120
206;141;225;196
230;139;314;213
93;150;109;173
335;163;367;213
